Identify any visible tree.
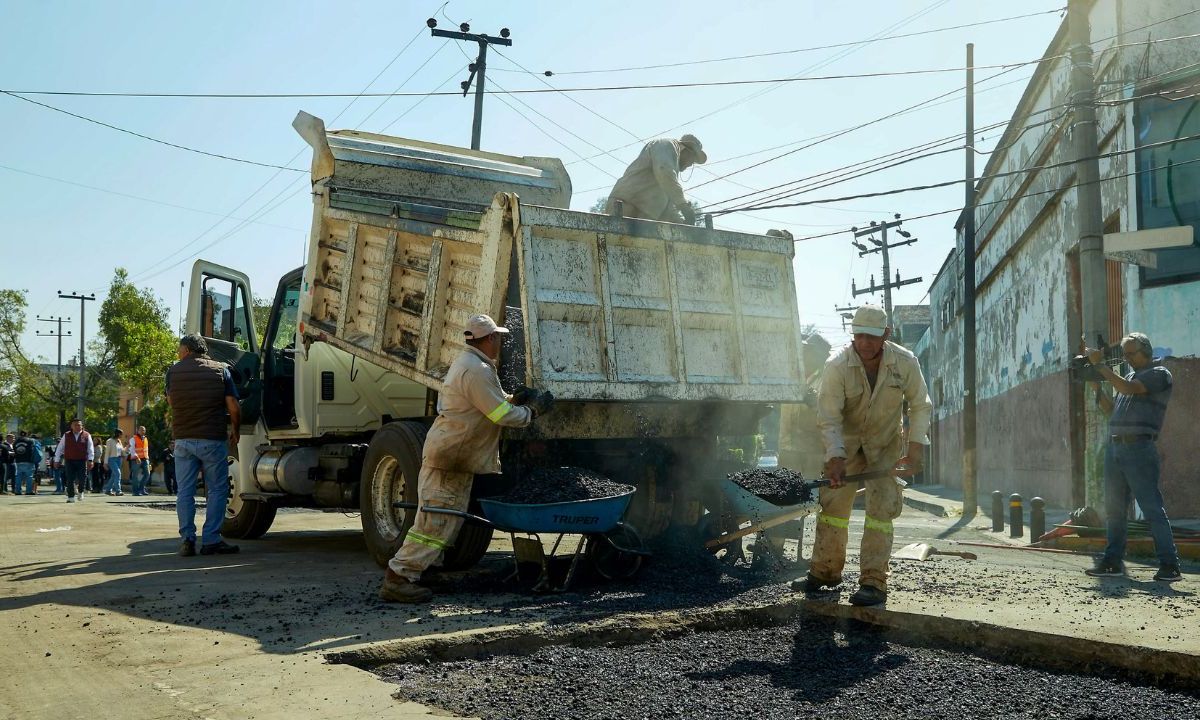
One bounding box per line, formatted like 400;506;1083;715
98;268;177;400
252;294;272;344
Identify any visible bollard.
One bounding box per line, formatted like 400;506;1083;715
1009;493;1024;539
1030;497;1046;544
991;490;1004;532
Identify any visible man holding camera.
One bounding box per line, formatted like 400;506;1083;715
1083;332;1180;582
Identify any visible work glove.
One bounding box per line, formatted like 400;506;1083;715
678;203;697;226
526;389;555;418
510;385;535;406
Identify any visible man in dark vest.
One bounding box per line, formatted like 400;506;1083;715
166;333;241;557
12;431;42;495
54;419;95;502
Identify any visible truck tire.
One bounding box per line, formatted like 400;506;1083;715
439;501;494;571
222;461;277;539
360;421;425;567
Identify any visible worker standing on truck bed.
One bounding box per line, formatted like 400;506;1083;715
381;314;554;603
605;135;707;225
791;304;932;607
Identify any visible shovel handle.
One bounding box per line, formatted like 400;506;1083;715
808;469;897;489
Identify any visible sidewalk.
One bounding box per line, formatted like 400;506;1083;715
904;483;1200;559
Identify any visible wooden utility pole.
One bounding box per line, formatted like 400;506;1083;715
850;216;921;342
962;43;978;519
428;19;512;150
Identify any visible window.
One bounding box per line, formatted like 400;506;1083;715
1135;91;1200;285
270;282;301;351
200;274;255;349
126;398;138;416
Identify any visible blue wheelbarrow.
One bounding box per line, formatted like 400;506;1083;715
395;487;649;592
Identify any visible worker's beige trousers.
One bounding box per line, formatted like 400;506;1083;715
388;466;473;582
809;451;904;591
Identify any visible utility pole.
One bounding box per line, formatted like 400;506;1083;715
57;292;95;423
36;315;71;435
1068;0;1109;507
962;42;979;519
428;18;513;150
835;304;858;334
850;216;922;342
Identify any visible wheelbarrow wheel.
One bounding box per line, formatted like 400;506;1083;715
586;523;645;581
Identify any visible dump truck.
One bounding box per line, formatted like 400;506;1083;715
185;111;806;569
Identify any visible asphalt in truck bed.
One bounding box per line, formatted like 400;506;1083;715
378;618;1200;720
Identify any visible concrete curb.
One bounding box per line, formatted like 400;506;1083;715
800;600;1200;687
328;594;1200;687
901;493;958;518
1039;535;1200;561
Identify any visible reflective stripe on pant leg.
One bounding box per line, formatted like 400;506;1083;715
818;513;850;529
863;515;893;534
810;481;857;583
405;530;447;550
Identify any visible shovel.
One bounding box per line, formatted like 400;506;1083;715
892;542;977;561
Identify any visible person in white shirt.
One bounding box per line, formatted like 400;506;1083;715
103;430;125;496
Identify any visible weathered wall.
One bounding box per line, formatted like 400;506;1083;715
1158;358;1200;519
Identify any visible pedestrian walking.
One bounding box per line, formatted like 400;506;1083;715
605;135;707;224
0;433;13;494
380;314;553;603
91;436;106;493
104;430;125;496
166;333;241;556
791;304;932;607
163;441;177;495
46;442;63;494
128;426;151;496
12;431;41;495
54;419;95;503
1083;333;1181;582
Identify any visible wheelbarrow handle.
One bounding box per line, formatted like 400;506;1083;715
391;501;495;528
806;468;898;489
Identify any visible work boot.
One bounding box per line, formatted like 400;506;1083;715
789;573;843;594
179;539;196;557
849;585;887;607
200;541;240;555
1084;558;1125;577
379;569;433;603
1154;564;1182;582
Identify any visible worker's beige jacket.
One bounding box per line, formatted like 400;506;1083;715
607;138;689;221
422;346;533;474
817;341;932;465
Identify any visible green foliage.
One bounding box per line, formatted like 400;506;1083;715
252;294;272;347
98;268;177;398
137;397;173;464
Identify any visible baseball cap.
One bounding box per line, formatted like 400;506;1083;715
851;304;889;337
464;314;510;340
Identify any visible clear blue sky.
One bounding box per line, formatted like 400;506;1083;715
0;0;1066;361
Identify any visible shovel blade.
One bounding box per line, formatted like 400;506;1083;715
892;542;935;561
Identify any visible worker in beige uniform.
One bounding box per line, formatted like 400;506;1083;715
605;135;707;224
791;304;932;607
381;314;554;603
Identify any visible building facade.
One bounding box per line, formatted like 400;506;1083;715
926;0;1200;515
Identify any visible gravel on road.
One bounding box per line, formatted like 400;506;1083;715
379;618;1200;720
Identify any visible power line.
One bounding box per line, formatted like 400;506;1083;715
0;163;303;232
495;8;1067;76
377;62;467;133
785;153;1200;244
0;90;307;172
714;129;1200;215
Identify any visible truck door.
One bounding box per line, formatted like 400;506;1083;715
186;261;262;426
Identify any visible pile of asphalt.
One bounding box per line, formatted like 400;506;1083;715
500;306;527;393
730;466;814;506
379;618;1200;720
493;467;635;505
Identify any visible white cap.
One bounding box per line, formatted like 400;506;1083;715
464;314;510;340
851;304;888;337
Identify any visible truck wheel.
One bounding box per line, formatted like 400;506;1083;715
223;495;277;539
223;462;277;539
439;500;494;571
360;421;426;567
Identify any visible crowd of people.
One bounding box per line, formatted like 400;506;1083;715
0;425;177;499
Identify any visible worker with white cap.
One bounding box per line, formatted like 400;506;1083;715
605;134;707;224
791;304;932;607
380;313;554;603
